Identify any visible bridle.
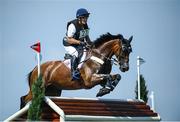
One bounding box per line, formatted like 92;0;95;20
116;39;132;69
82;39;132;67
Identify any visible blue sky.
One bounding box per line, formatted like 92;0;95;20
0;0;180;121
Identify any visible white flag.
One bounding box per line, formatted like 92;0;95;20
139;57;145;65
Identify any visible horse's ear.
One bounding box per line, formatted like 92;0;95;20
129;36;133;43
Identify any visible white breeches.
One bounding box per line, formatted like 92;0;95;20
64;46;87;63
64;46;78;57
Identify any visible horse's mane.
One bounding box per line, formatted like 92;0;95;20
93;32;123;48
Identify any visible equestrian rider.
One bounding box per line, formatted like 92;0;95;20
63;8;93;80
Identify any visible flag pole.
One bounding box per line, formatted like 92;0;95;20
150;91;155;111
37;52;40;77
137;56;146;100
137;56;141;100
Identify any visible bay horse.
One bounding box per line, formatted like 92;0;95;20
21;33;132;107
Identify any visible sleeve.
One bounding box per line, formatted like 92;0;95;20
67;23;76;37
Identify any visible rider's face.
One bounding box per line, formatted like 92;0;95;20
78;16;88;25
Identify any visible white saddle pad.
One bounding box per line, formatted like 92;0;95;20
63;59;83;69
63;50;104;69
63;51;87;69
63;56;105;70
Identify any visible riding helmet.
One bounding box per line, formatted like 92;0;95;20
76;8;90;18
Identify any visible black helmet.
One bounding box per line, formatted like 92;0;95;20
76;8;90;18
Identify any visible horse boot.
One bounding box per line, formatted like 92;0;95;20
71;55;80;81
96;74;121;97
96;75;113;97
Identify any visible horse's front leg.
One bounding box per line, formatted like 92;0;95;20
83;73;109;89
96;74;121;97
83;73;121;97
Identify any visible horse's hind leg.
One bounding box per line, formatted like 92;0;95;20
20;95;27;109
20;85;61;109
45;85;62;96
20;91;32;109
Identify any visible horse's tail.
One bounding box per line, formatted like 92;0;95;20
20;70;34;108
27;69;34;87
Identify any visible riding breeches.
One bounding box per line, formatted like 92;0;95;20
64;46;87;63
64;46;78;57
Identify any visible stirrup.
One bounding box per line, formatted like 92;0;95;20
72;70;80;81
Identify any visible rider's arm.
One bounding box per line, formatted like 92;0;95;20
66;23;81;45
67;37;81;45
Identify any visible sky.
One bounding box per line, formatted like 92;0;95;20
0;0;180;121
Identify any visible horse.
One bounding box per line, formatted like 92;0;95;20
21;33;133;107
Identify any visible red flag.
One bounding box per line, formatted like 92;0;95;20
31;42;41;53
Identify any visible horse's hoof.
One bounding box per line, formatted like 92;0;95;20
96;88;111;97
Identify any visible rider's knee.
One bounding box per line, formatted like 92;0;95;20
64;53;72;59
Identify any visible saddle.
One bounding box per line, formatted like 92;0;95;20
64;53;72;60
63;53;84;70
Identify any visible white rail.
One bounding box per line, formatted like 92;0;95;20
4;102;31;122
4;97;65;122
44;96;65;122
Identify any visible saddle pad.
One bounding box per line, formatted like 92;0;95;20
63;59;83;69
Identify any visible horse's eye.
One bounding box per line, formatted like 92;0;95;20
122;46;126;51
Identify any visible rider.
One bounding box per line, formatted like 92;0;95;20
63;8;93;80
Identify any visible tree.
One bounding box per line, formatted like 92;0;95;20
135;74;149;103
27;75;45;120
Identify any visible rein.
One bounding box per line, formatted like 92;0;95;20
80;44;120;66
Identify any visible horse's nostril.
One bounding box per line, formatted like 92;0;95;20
123;68;126;71
119;66;129;72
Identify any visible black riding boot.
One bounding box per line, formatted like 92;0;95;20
71;55;80;80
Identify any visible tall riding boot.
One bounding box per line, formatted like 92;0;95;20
71;55;80;80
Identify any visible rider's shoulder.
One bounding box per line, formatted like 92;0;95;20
68;23;76;30
67;19;77;26
67;19;78;29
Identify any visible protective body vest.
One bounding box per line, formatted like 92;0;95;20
63;19;89;46
67;19;89;40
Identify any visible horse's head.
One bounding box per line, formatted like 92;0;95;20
92;33;132;72
115;36;133;72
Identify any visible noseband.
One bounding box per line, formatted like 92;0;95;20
117;39;132;66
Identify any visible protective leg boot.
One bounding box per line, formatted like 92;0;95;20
71;55;80;80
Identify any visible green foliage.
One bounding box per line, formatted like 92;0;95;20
135;74;149;103
27;75;45;120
